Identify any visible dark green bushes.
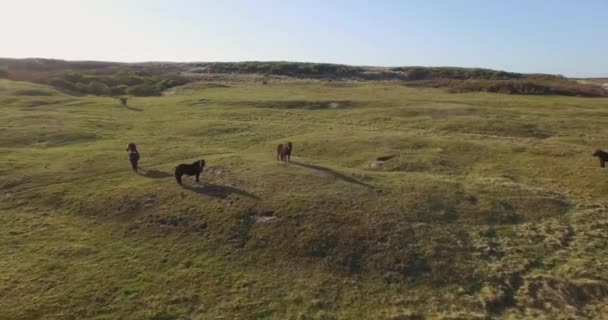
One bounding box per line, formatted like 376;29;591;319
44;71;186;96
406;79;606;97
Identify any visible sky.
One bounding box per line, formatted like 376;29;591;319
2;0;607;77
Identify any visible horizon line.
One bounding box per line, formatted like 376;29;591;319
1;56;606;79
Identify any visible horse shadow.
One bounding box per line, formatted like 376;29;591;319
123;105;143;112
139;169;173;179
289;161;373;188
182;183;259;200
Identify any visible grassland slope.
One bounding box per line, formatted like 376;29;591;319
1;79;608;319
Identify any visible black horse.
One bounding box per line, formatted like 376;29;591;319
593;149;608;168
175;160;205;185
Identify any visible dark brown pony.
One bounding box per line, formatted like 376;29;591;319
175;160;205;185
277;142;292;161
126;143;140;172
593;149;608;167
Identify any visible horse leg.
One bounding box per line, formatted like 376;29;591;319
602;159;605;168
196;172;200;183
175;172;182;185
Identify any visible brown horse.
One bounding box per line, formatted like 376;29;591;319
277;142;292;161
175;160;205;185
593;149;608;168
126;143;140;172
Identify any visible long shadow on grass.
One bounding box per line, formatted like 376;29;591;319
182;183;260;200
122;105;143;112
289;161;373;189
139;169;173;179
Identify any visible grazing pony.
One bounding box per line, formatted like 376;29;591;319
126;143;140;172
175;160;205;185
277;142;293;161
593;149;608;168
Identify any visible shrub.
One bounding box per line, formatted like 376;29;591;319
158;79;177;90
110;85;129;96
62;72;85;83
86;81;110;95
48;78;78;92
127;84;161;96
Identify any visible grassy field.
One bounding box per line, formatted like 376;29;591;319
1;78;608;319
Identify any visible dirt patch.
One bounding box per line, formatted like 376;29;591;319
369;155;398;170
248;100;356;110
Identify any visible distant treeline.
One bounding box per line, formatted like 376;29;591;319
191;62;539;81
0;58;605;97
0;58;188;96
406;78;607;97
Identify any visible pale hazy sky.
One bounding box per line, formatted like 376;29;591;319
2;0;607;77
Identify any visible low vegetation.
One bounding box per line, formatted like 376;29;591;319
406;78;607;97
2;58;606;97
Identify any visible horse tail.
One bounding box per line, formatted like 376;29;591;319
174;167;182;185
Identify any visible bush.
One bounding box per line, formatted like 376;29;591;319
48;78;78;92
406;79;606;97
62;72;85;83
158;79;177;90
127;84;161;96
110;85;129;96
86;81;110;95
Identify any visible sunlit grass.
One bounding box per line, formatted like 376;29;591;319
1;79;607;319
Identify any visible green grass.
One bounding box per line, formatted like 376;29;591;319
1;78;608;319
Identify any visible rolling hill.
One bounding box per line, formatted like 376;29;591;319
1;73;608;319
1;58;606;97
